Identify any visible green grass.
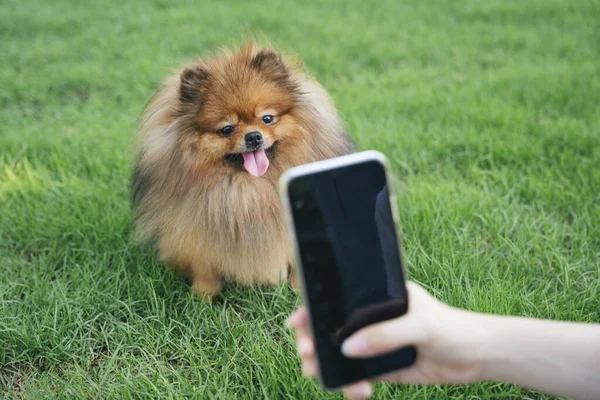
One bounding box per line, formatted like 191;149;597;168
1;0;599;398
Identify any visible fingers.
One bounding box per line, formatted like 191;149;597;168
297;336;314;356
341;310;425;358
288;307;315;358
287;310;372;397
301;356;318;377
288;306;319;377
287;306;309;329
339;281;440;358
288;307;313;359
297;336;318;376
287;282;440;387
342;381;373;399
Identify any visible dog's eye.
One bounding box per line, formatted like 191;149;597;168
219;125;235;136
261;115;274;125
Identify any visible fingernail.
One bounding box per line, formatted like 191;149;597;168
355;383;372;398
341;336;369;357
298;338;312;356
346;382;372;399
298;338;311;356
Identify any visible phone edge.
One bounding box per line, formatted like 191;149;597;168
278;150;412;391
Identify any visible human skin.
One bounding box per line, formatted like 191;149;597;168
287;281;600;399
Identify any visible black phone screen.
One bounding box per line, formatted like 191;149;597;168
288;159;417;389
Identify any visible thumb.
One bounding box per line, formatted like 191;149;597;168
341;313;424;358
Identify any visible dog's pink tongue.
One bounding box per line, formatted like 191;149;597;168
242;149;269;177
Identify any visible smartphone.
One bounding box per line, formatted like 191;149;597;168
279;150;417;390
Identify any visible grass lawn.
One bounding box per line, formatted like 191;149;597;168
1;0;599;398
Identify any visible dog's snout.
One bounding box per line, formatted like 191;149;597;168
245;131;263;147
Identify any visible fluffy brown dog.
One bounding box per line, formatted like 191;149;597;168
131;42;354;299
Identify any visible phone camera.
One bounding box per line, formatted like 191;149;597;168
294;200;304;209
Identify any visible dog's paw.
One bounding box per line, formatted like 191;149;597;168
191;275;223;303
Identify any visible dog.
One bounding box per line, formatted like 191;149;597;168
131;41;354;300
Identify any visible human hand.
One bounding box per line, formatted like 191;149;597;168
287;281;488;399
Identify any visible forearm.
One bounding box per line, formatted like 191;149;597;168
477;313;600;399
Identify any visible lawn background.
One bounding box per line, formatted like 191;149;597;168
1;0;599;398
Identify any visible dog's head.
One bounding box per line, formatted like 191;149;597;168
177;44;302;177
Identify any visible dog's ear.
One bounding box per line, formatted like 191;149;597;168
251;48;289;81
179;66;209;104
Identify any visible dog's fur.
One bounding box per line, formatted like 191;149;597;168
131;42;354;299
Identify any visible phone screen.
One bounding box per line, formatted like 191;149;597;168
287;159;417;389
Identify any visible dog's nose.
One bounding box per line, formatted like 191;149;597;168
245;131;263;147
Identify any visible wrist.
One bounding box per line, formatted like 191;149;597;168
476;313;518;383
465;311;494;383
441;307;493;383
